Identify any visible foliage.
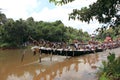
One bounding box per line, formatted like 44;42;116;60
96;25;120;40
49;0;74;5
0;43;17;48
99;73;109;80
98;52;120;80
0;19;29;47
0;13;90;48
50;0;120;25
0;13;7;25
50;0;120;37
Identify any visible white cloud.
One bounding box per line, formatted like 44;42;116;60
31;0;100;34
0;0;100;34
0;0;39;20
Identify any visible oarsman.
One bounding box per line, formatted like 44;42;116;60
31;40;40;56
74;42;79;50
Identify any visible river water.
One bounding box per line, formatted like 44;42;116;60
0;48;120;80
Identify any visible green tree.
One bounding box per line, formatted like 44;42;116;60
0;12;90;48
50;0;120;28
0;10;7;25
49;0;120;23
1;19;29;47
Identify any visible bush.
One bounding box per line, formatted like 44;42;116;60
0;43;18;49
98;52;120;80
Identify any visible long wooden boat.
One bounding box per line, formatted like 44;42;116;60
31;46;103;56
31;38;120;57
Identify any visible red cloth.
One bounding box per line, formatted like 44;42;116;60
104;37;112;42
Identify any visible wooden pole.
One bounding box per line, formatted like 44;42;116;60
21;49;26;62
66;50;68;59
93;50;96;54
50;50;52;61
72;51;74;57
39;49;42;63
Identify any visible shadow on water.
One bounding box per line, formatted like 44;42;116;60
0;48;120;80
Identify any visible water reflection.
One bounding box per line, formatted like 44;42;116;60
7;72;33;80
1;48;120;80
35;69;40;75
34;54;99;80
82;54;99;69
1;49;99;80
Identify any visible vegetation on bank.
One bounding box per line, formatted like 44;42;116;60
98;52;120;80
0;12;120;49
0;13;90;48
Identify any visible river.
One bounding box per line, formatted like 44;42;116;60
0;48;120;80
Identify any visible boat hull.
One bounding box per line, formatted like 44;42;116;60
40;48;103;56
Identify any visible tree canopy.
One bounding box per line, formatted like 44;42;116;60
0;12;90;48
50;0;119;25
49;0;120;38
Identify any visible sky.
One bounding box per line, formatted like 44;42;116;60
0;0;102;34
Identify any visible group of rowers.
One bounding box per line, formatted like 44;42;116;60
31;37;120;54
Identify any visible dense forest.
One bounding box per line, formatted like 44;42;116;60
0;13;120;48
0;12;90;48
0;0;120;48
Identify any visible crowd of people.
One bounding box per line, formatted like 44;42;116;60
31;36;120;53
